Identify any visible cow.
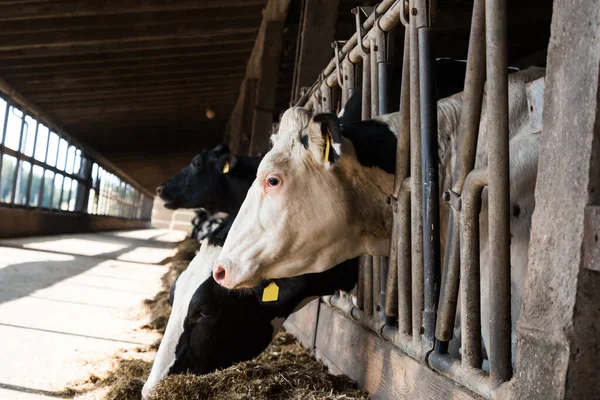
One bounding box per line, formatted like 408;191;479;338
141;234;358;399
214;68;546;367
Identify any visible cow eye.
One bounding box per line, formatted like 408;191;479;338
199;307;214;318
268;177;279;187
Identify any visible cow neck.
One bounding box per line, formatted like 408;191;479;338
338;120;397;256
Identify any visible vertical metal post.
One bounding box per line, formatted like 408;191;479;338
386;23;412;331
461;168;487;370
376;25;394;115
353;7;372;120
419;22;441;353
435;0;486;347
343;57;358;101
370;38;379;118
363;255;374;320
486;0;512;385
409;0;424;351
322;83;334;113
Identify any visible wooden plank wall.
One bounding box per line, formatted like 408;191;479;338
285;302;482;400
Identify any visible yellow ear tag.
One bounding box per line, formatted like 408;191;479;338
262;282;279;302
222;161;230;174
323;132;331;163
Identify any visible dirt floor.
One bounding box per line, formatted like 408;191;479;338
66;237;369;400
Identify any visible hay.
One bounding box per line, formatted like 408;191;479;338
148;333;369;400
71;238;369;400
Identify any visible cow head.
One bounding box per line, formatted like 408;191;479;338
142;240;274;399
156;144;243;212
213;107;394;289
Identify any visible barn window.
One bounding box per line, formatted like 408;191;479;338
0;93;152;220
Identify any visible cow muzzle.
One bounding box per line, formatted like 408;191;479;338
213;259;258;289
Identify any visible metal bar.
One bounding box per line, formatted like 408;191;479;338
461;167;487;369
0;146;88;183
373;255;381;320
436;0;486;344
362;51;372;120
409;0;424;353
428;352;492;398
363;255;374;320
419;23;441;353
397;184;412;333
486;0;512;385
357;261;365;311
376;20;394;116
370;37;379;118
322;84;333;113
343;57;358;101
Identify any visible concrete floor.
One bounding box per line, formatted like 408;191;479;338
0;229;186;399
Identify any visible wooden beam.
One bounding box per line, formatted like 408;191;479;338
11;73;244;92
248;20;285;155
0;20;260;51
309;303;482;400
291;0;340;102
7;66;245;86
0;0;266;21
0;5;264;34
0;37;254;64
227;0;291;155
511;1;600;398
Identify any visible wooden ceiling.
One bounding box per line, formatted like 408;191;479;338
0;0;552;193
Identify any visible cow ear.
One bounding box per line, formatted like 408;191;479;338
305;113;342;167
216;153;238;174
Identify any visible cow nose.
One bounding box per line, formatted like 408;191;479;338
156;185;164;196
213;265;227;285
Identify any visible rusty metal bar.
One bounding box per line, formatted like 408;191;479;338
373;255;381;320
322;84;333;113
353;7;371;120
370;37;379;118
461;167;487;369
409;0;424;353
486;0;512;385
428;352;492;398
363;254;374;320
343;56;358;101
435;0;486;346
418;19;441;353
386;27;410;327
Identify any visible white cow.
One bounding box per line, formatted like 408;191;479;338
215;68;545;364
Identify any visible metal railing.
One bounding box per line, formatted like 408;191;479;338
0;87;153;221
295;0;514;397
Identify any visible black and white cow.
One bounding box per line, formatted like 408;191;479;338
214;68;545;367
142;234;358;398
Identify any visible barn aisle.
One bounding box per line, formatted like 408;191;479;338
0;229;185;399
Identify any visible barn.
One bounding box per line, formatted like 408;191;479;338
0;0;598;399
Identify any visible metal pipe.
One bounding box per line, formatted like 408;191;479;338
409;0;424;350
419;23;441;353
461;167;487;369
486;0;512;385
435;0;486;345
370;38;379;118
363;255;374;320
385;31;411;327
322;84;333;113
376;21;394;116
373;255;381;319
343;57;358;100
397;183;412;333
357;259;365;311
428;352;492;398
362;52;372;120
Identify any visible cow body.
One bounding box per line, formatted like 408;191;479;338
142;234;358;398
215;68;545;367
